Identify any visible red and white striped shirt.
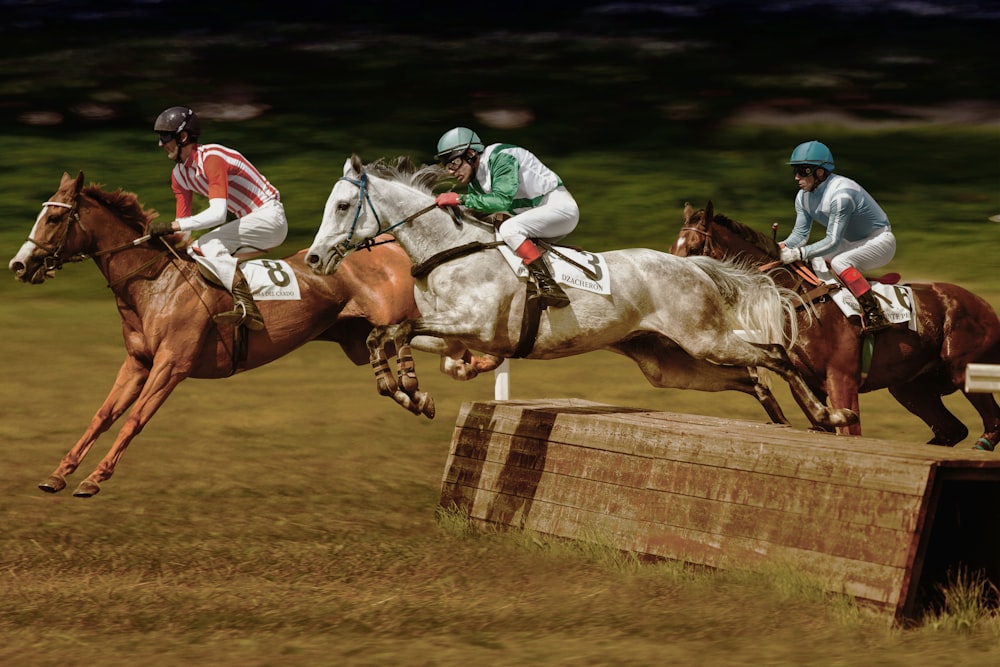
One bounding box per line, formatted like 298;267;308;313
171;143;280;219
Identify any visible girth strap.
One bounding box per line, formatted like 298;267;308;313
512;282;543;358
410;241;503;279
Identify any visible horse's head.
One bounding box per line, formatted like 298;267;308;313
306;154;387;275
9;171;90;284
671;201;779;264
672;201;717;258
306;154;450;275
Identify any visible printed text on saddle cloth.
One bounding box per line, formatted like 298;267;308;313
497;236;611;296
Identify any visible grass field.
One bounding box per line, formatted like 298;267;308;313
3;9;1000;665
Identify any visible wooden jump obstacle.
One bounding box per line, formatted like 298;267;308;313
966;363;1000;394
439;399;1000;621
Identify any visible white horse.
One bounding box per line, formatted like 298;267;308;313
305;155;857;430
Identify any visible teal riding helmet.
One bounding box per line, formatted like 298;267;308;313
787;140;835;172
436;127;485;163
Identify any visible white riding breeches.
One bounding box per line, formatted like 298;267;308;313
824;227;896;275
188;199;288;289
497;187;580;251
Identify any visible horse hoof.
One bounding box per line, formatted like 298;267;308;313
835;408;859;427
73;480;101;498
418;393;436;419
38;475;67;493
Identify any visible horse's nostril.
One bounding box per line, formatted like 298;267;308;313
10;260;25;276
305;254;319;266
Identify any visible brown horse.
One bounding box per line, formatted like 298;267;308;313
671;201;1000;447
8;171;440;497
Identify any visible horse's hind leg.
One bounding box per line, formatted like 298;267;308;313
742;342;858;430
613;337;790;424
889;380;968;446
39;358;149;493
965;391;1000;451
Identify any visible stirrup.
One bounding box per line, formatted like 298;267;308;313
214;302;265;331
862;313;891;333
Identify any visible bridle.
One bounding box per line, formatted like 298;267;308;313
29;200;88;272
333;171;437;257
27;196;172;285
677;224;716;259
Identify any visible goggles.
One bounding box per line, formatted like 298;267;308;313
441;154;465;171
158;131;177;144
792;164;817;177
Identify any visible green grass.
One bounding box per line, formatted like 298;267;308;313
3;18;1000;665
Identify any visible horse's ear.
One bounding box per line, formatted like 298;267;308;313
349;153;363;175
704;200;714;224
74;171;85;195
683;202;693;221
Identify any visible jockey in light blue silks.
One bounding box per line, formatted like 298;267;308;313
778;140;896;332
433;127;580;309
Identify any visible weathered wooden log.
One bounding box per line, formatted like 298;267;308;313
440;399;1000;621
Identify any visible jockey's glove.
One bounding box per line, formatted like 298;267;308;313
147;220;176;237
779;246;802;264
435;192;462;208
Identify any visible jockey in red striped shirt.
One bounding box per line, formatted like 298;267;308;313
148;106;287;331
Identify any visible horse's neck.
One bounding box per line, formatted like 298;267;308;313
713;221;776;263
83;205;178;297
382;187;494;266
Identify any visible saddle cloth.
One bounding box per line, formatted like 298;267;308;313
190;252;302;301
496;234;611;295
809;258;916;331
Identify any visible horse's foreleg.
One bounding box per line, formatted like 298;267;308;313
72;359;190;497
366;324;435;419
823;372;863;436
39;357;150;494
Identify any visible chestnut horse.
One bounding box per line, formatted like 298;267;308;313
8;171;435;497
671;202;1000;448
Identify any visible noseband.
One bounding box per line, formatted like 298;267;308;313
29;200;88;272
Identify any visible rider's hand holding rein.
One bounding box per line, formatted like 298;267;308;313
779;246;802;264
435;192;462;208
147;220;177;237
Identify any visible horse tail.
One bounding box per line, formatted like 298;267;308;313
687;256;799;346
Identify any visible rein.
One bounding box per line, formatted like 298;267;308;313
32;199;173;287
683;220;835;309
336;172;438;254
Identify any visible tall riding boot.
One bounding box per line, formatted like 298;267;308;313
513;238;569;309
526;258;570;309
214;269;265;331
839;266;890;333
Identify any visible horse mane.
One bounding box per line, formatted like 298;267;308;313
82;184;158;231
363;156;491;224
364;157;450;195
708;211;778;258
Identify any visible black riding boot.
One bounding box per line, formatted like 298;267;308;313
526;259;570;309
857;290;890;333
215;274;265;331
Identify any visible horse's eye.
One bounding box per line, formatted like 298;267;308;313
46;214;62;224
336;201;350;212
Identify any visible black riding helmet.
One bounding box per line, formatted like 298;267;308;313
154;106;201;147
